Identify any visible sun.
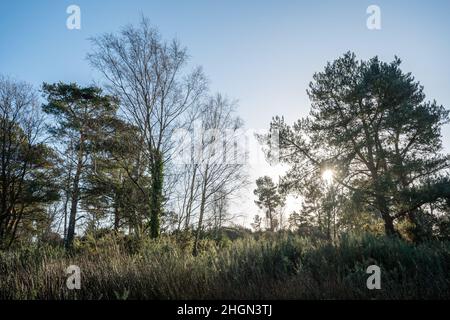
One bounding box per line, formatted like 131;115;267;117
322;169;334;185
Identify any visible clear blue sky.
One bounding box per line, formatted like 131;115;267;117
1;0;449;224
1;0;449;133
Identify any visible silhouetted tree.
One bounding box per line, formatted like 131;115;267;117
254;176;285;231
42;82;119;249
262;52;450;240
0;77;59;249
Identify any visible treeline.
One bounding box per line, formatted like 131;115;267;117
1;18;450;252
0;18;248;251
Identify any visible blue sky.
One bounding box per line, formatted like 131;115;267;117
1;1;449;132
1;0;449;224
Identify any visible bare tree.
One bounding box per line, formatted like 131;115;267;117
191;94;249;255
88;17;207;238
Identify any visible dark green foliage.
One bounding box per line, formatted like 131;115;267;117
41;82;119;249
263;52;450;240
0;77;60;249
254;176;286;231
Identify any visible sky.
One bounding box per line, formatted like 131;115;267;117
1;0;449;226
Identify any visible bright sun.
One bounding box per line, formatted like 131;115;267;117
322;169;334;185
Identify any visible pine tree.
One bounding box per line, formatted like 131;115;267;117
263;53;450;240
254;176;286;232
42;82;119;249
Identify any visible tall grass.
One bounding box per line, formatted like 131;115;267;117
0;234;449;299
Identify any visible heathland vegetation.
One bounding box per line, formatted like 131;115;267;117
1;18;449;299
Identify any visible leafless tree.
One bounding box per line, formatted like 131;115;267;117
191;94;249;254
88;17;207;238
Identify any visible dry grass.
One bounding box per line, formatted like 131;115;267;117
0;234;449;299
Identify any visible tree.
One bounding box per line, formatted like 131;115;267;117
42;82;119;249
83;119;151;235
254;176;285;232
191;94;248;255
88;17;207;239
293;176;333;238
251;214;263;232
211;188;229;236
262;52;450;240
0;76;59;249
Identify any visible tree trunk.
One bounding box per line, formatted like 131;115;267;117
372;171;398;237
193;164;208;256
65;137;84;250
114;197;120;232
149;150;163;239
376;194;396;237
185;164;198;230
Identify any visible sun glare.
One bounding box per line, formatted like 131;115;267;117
322;169;334;185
